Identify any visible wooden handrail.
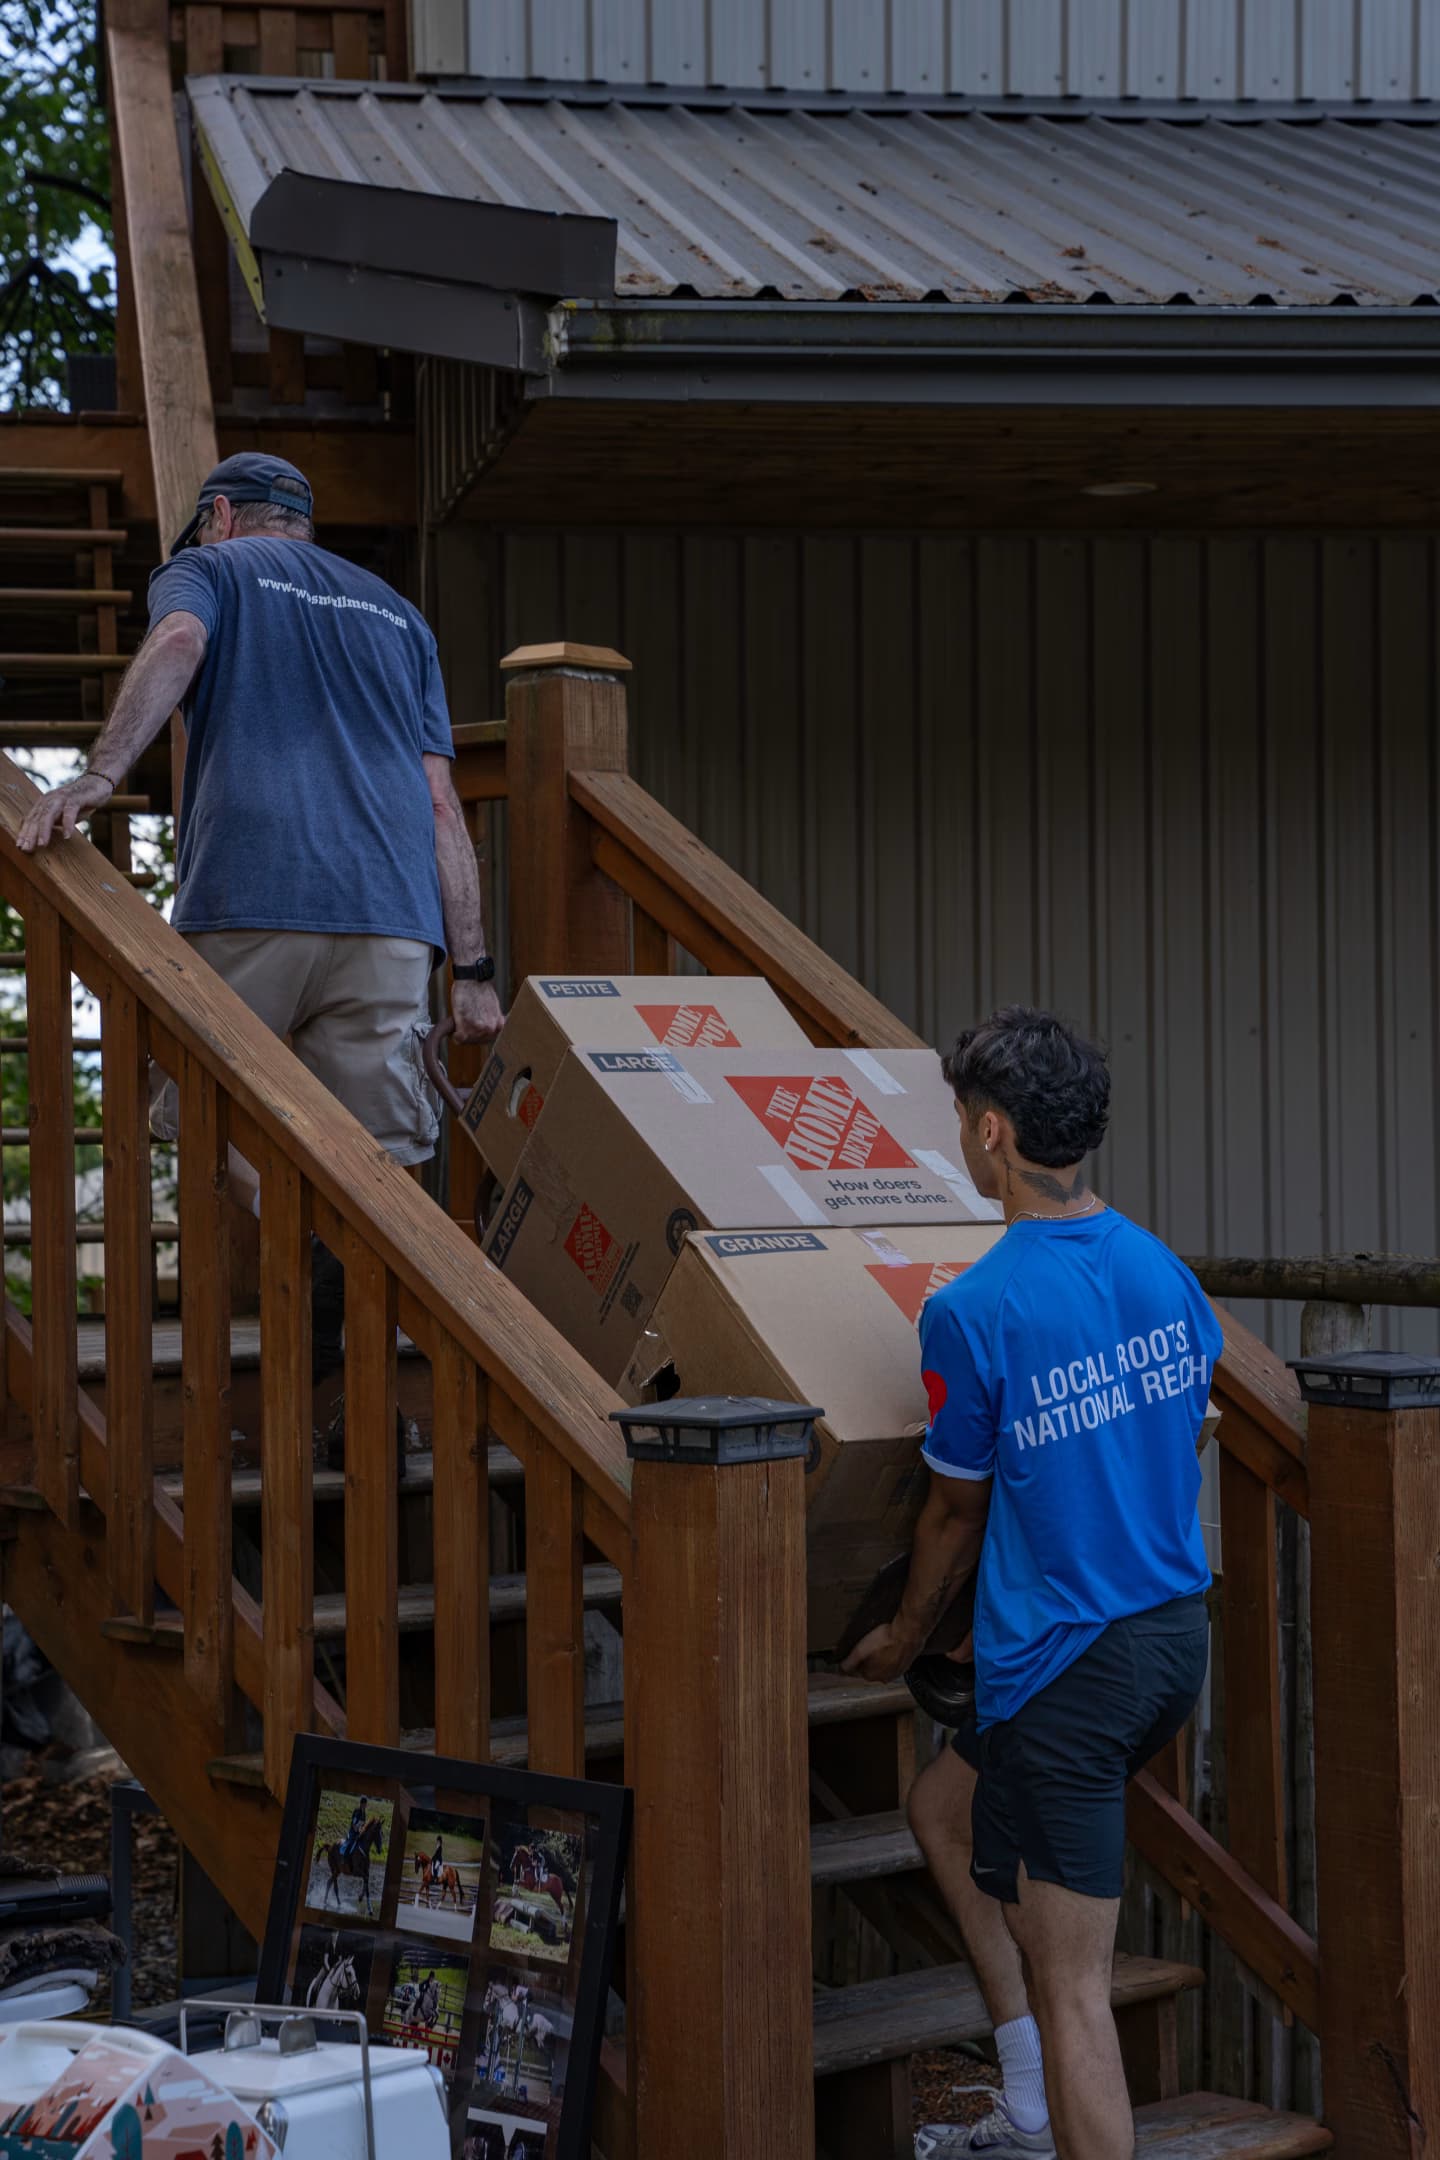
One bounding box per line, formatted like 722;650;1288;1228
570;767;924;1050
0;760;633;1548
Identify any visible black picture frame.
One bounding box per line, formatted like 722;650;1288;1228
257;1735;631;2160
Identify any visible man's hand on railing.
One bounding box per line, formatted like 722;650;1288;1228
17;772;119;854
451;976;505;1046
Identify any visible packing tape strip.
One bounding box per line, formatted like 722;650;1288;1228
757;1162;829;1226
912;1147;1003;1220
843;1048;906;1096
860;1229;913;1268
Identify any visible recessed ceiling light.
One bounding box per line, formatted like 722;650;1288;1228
1082;479;1160;497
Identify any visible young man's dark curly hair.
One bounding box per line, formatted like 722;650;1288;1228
942;1006;1110;1169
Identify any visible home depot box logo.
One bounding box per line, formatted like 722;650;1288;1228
565;1201;624;1297
867;1259;972;1325
727;1074;914;1174
638;1003;742;1050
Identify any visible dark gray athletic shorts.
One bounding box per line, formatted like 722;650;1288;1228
951;1593;1209;1903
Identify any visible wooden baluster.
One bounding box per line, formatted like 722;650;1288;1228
344;1235;399;1745
178;1053;234;1734
624;1416;813;2160
1218;1450;1286;1900
1306;1354;1440;2160
261;1153;313;1799
630;907;675;975
524;1437;584;1777
25;904;78;1522
503;643;632;986
101;979;155;1618
185;4;232;405
432;1335;488;1761
332;9;369;74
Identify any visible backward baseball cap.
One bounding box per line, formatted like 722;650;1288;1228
169;452;314;556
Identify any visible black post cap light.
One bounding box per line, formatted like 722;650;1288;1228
1288;1350;1440;1411
610;1396;823;1467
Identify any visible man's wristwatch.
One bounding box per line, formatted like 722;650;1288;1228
452;956;496;984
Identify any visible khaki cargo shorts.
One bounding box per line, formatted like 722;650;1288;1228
151;931;441;1166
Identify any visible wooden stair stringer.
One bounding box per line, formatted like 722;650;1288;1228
4;1494;280;1939
4;1301;345;1740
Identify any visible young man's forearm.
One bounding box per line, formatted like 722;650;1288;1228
88;614;208;782
894;1479;987;1648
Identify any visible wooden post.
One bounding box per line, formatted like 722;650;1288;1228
622;1405;814;2160
1302;1350;1440;2158
502;643;632;987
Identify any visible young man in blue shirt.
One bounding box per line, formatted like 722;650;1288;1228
845;1008;1219;2160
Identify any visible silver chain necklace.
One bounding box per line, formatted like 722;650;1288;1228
1006;1192;1103;1229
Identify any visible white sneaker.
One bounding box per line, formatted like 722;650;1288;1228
915;2094;1056;2159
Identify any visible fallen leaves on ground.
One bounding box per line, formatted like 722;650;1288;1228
4;1769;178;2011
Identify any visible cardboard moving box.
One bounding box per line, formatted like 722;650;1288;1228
622;1224;1005;1649
483;1044;1003;1384
459;974;810;1188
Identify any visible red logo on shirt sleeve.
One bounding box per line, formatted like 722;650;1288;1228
923;1369;949;1421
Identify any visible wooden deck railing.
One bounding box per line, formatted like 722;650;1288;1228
0;741;814;2157
475;642;1330;2048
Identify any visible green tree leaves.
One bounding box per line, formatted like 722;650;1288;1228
1;0;115;406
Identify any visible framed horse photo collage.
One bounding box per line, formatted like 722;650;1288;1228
258;1737;630;2160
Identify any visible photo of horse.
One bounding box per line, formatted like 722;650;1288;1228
463;2107;546;2160
486;1820;584;1968
477;1976;571;2117
304;1788;394;1919
398;1807;486;1945
290;1924;374;2016
380;1943;470;2075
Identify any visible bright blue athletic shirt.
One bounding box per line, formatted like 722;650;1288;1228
147;537;452;950
919;1209;1220;1728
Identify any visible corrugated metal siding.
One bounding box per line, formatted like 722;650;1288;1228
453;0;1440;99
433;523;1440;1356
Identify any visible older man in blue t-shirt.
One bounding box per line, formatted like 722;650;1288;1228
845;1007;1220;2160
18;454;504;1401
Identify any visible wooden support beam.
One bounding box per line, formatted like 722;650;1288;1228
104;21;219;547
503;644;633;988
185;4;232;406
625;1440;813;2160
1308;1369;1440;2157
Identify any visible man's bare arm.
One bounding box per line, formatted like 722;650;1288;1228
17;611;209;852
843;1471;991;1683
424;752;504;1045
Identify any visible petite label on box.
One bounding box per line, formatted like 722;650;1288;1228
540;978;621;998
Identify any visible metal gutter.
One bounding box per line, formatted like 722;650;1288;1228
543;298;1440;406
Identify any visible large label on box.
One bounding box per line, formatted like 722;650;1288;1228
726;1073;914;1173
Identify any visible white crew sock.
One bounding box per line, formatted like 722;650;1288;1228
994;2014;1048;2132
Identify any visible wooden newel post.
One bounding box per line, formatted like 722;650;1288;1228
1296;1349;1440;2158
502;642;632;986
618;1398;817;2160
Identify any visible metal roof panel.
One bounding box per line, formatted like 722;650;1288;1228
188;82;1440;309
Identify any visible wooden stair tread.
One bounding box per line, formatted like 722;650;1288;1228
77;1316;426;1380
155;1443;526;1507
810;1809;924;1886
813;1952;1204;2078
106;1564;623;1650
0;468;124;487
208;1675;916;1787
0;589;133;606
0;530;127;548
1132;2094;1332;2158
